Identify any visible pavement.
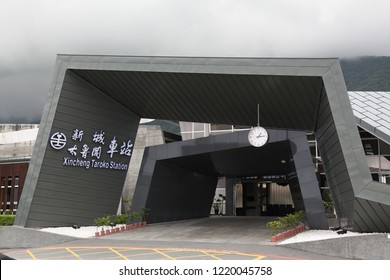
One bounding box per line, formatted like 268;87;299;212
0;216;374;260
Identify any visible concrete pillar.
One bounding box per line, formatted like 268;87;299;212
225;178;238;216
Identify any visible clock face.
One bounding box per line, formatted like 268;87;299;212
248;126;269;147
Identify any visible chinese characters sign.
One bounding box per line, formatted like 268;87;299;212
49;129;133;171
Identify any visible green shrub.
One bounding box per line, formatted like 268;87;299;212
266;211;305;235
278;212;303;227
93;217;104;227
94;211;145;229
129;211;142;223
94;213;130;228
266;220;284;235
0;215;15;226
93;216;111;228
110;214;129;224
322;189;333;211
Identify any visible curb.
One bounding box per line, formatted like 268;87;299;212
271;224;306;242
94;221;147;237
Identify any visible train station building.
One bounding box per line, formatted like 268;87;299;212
10;55;390;233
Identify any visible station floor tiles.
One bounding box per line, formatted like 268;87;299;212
4;246;301;260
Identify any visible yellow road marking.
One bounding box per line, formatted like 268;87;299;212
66;248;81;259
27;249;73;257
235;252;266;258
109;248;128;260
69;249;118;257
175;253;219;260
26;250;37;260
117;251;162;258
154;249;176;260
66;247;99;253
201;251;222;260
14;246;271;260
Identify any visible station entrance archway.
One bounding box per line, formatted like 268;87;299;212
15;56;390;232
131;129;327;229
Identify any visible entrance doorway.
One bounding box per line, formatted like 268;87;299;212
235;179;294;217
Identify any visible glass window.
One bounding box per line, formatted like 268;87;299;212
0;177;5;187
233;125;251;130
179;122;193;133
211;124;232;131
15;176;19;187
192;122;205;131
192;132;206;139
14;187;18;202
7;176;12;187
362;139;378;155
6;187;12;203
0;187;3;206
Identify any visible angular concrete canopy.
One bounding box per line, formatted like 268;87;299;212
15;55;390;232
132;129;328;229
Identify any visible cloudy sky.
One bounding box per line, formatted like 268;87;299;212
1;0;390;123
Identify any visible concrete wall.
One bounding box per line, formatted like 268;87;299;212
121;125;165;212
0;124;38;161
0;226;77;249
282;234;390;259
0;124;38;133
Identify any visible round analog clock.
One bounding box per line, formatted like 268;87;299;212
248;126;268;147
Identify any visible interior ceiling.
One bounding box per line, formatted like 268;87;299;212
73;70;323;131
162;141;292;177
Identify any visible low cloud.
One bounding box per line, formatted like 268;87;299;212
1;0;390;122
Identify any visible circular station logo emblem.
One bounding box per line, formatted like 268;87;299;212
50;132;67;150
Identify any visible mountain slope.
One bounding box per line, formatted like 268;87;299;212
340;56;390;91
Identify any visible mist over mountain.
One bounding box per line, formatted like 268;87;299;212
341;56;390;91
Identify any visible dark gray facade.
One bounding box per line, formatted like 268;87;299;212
14;55;390;232
132;129;328;229
15;71;140;227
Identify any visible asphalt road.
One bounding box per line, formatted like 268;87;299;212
2;217;347;260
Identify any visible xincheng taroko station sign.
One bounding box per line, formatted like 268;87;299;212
50;128;132;171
